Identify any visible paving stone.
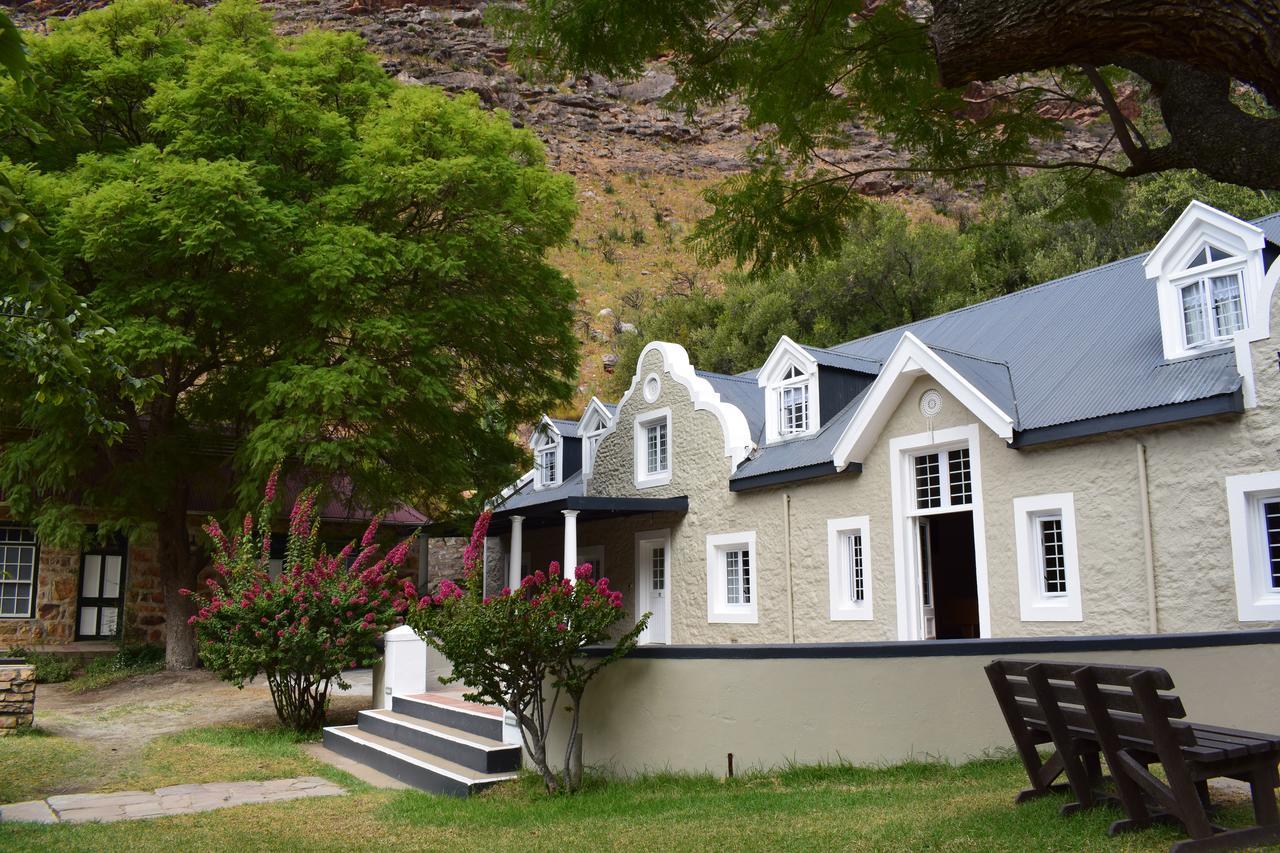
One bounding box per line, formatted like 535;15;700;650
57;806;130;824
0;799;59;824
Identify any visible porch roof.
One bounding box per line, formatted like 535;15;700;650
490;474;687;531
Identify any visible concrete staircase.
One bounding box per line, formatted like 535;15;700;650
322;693;521;797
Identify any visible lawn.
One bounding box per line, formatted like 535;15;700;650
2;725;1231;853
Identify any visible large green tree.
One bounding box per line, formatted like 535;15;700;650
0;0;578;667
499;0;1280;269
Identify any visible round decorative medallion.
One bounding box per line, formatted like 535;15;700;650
919;389;943;419
643;373;661;403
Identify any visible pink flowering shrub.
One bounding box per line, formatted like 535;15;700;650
186;469;417;733
409;510;645;793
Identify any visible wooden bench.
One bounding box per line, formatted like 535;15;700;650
987;659;1280;852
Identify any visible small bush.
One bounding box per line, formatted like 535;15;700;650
6;647;75;683
188;468;416;733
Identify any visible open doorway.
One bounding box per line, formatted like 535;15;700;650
917;511;979;639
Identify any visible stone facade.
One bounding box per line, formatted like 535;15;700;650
496;280;1280;645
0;664;35;734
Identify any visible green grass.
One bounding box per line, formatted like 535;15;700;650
4;746;1252;852
0;727;101;804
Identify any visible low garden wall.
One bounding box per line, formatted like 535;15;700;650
0;662;36;735
548;629;1280;776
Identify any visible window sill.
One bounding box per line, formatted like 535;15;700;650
634;472;672;490
1237;593;1280;622
829;605;874;622
1019;600;1083;622
708;606;758;624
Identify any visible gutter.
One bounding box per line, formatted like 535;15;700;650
1011;390;1243;448
730;461;861;493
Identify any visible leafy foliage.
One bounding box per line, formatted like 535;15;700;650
6;646;75;683
409;511;645;793
609;171;1278;388
187;470;417;733
0;0;578;664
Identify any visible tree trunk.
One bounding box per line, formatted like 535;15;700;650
929;0;1280;106
157;502;199;670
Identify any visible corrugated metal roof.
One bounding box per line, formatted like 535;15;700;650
731;388;868;479
800;344;881;374
828;213;1280;430
495;470;584;512
697;370;767;442
548;417;581;438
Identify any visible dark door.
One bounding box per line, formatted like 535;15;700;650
77;537;128;640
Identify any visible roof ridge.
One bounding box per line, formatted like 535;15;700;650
927;343;1013;370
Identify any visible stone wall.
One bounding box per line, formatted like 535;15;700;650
0;664;35;735
0;544;79;647
123;534;166;646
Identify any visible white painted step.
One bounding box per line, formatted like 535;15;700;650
322;726;518;798
357;709;521;774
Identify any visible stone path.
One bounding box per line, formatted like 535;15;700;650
0;776;345;824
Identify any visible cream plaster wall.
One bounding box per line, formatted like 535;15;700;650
546;642;1280;776
511;281;1280;643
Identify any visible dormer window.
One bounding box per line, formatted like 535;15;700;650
1143;201;1268;362
758;336;820;444
536;444;559;488
778;365;810;436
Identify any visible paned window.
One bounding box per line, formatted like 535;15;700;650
724;547;751;606
536;445;558;487
0;527;37;618
1038;515;1067;596
915;448;972;510
778;365;810;436
1180;271;1245;347
646;421;669;475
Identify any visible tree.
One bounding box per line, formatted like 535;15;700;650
497;0;1280;269
0;0;579;668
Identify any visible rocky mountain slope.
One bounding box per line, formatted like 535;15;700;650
12;0;1119;406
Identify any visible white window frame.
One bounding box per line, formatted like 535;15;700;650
1173;263;1247;351
1013;493;1082;622
889;423;991;641
534;442;561;489
633;408;672;489
1225;471;1280;621
910;447;973;512
777;366;811;437
706;531;758;623
0;526;37;619
758;337;820;444
827;516;872;620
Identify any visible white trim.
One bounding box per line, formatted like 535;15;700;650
578;397;614;480
888;423;990;640
1235;240;1280;409
633;407;673;489
832;332;1014;469
604;341;754;472
530;418;564;491
706;530;758;624
359;710;509;751
635;528;672;644
1012;493;1083;622
758;335;821;443
1143;201;1268;361
827;516;872;621
1225;470;1280;621
324;726;519;784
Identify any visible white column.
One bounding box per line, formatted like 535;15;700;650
508;515;524;591
562;509;579;584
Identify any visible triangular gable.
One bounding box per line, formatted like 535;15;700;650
578;396;614;434
1143;200;1265;280
831;332;1016;469
530;415;561;449
756;335;818;387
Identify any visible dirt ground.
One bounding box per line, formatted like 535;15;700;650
36;669;373;751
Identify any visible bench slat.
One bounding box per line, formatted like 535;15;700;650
1005;676;1186;718
993;659;1174;690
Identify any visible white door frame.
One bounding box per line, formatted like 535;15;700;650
889;423;991;640
634;529;672;644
